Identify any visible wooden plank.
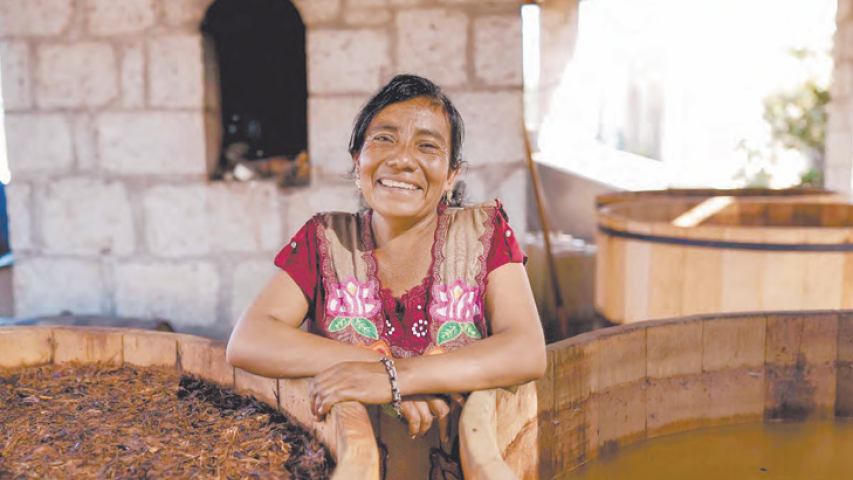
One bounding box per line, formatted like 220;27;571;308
646;375;707;439
622;239;650;324
802;252;844;310
837;312;853;418
597;382;646;453
536;349;557;480
645;241;685;322
761;231;807;311
550;339;600;473
599;327;646;390
459;389;517;480
704;368;765;426
234;368;280;412
604;234;626;323
122;331;178;368
496;382;537;457
0;327;53;369
330;402;380;480
647;320;702;379
703;315;766;371
680;228;724;317
53;327;123;365
177;335;233;387
719;230;765;314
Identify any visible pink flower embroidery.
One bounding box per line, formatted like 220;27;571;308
430;280;482;345
326;276;381;319
325;276;382;340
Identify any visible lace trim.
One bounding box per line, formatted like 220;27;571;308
315;214;338;297
430;205;452;285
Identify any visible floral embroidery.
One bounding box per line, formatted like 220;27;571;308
326;276;381;340
429;280;482;345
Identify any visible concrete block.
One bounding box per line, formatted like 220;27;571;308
343;8;392;26
114;261;219;327
647;320;703;379
308;29;389;94
14;257;107;318
120;41;145;108
396;9;469;87
307;95;366;175
4;182;32;251
71;114;98;171
4;113;73;175
36;43;118;108
143;182;282;257
452;91;525;166
0;41;32;110
462;164;527;232
148;35;204;108
86;0;155;36
97;112;206;175
292;0;341;25
474;14;523;87
0;327;53;369
230;259;278;325
0;0;73;36
348;0;422;6
282;181;359;235
163;0;209;25
40;177;135;256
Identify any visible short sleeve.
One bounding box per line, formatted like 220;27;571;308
274;217;320;302
486;202;527;274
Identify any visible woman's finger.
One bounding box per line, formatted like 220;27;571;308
427;396;451;443
400;402;421;438
414;400;434;437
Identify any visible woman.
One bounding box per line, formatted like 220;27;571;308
227;75;546;467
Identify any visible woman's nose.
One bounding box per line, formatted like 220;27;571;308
386;145;416;169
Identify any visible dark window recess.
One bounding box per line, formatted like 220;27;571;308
202;0;309;186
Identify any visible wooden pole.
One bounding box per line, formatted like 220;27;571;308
522;129;572;340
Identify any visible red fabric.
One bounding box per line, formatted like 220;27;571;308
273;205;526;351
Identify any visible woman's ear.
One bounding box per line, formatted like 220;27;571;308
446;168;460;192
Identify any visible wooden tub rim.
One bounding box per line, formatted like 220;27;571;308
598;200;853;251
0;326;380;480
595;186;840;208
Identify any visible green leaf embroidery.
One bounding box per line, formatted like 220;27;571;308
328;317;351;332
437;322;462;345
352;318;379;340
461;322;481;339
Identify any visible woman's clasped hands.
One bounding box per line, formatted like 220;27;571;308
308;360;462;441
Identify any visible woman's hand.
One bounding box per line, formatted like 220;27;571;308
309;360;394;420
398;394;465;440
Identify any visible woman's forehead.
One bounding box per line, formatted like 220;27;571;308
369;98;450;135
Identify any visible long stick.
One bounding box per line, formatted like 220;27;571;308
522;128;572;340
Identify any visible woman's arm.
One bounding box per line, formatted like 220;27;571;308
226;271;384;378
309;262;547;416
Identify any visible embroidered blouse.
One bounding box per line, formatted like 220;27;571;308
274;200;525;359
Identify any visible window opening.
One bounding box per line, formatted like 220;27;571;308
201;0;309;186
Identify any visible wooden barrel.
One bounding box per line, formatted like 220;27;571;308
596;199;853;324
0;326;379;479
528;310;853;478
595;187;844;209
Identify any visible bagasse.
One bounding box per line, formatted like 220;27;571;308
0;363;333;479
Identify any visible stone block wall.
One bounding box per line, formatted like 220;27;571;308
0;0;527;336
827;0;853;198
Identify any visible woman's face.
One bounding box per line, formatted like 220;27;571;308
354;97;458;222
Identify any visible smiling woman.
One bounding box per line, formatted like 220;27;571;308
226;74;547;477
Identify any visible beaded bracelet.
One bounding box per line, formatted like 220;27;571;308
379;356;402;416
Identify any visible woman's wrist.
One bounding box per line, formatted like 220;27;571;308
378;357;403;415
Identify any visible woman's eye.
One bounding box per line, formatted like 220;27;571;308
420;143;438;150
375;134;392;142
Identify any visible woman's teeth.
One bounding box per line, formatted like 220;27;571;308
380;179;418;190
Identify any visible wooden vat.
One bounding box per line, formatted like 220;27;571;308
0;326;380;480
595;187;843;209
459;310;853;479
596;199;853;324
0;325;533;479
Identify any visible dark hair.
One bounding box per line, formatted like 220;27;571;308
349;75;466;197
